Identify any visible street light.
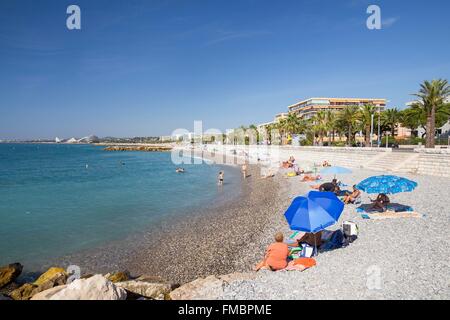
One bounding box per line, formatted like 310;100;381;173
370;113;374;147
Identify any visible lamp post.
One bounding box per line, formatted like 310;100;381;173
377;107;381;147
370;113;374;147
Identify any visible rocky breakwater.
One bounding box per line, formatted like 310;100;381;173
104;145;173;152
0;262;255;300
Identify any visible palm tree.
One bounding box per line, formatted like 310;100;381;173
359;104;376;147
412;79;450;148
326;110;337;143
382;108;401;138
312;111;328;145
338;106;360;145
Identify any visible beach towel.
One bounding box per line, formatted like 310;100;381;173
361;211;422;220
356;203;414;214
284;258;316;271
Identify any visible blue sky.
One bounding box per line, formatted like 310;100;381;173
1;0;449;139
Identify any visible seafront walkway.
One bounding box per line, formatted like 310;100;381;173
198;145;450;178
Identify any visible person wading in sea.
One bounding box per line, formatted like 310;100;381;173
218;171;224;186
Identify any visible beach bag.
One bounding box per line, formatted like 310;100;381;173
343;221;358;237
320;230;344;251
300;244;314;258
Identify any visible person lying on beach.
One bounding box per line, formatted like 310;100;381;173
254;232;289;271
322;160;331;167
301;174;321;182
370;193;390;212
218;171;224;186
311;179;337;191
343;185;361;204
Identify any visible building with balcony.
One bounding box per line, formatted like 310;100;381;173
288;97;387;119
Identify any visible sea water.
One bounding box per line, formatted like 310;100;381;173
0;144;241;267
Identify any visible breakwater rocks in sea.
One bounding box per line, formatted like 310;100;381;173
103;145;173;152
0;262;256;300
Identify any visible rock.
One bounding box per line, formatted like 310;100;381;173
34;267;67;286
49;274;127;300
10;283;37;300
116;280;171;299
30;285;68;300
10;267;68;300
107;271;129;283
0;263;23;288
169;275;225;300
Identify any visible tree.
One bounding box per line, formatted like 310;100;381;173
412;79;450;148
326;110;337;143
312;111;328;145
382;108;401;138
337;106;360;145
359;104;376;147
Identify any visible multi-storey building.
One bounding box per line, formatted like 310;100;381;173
288;97;387;119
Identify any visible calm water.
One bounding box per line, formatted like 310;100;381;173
0;144;241;267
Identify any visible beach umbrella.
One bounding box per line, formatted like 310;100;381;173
320;166;352;175
284;191;344;255
356;175;418;195
284;191;344;233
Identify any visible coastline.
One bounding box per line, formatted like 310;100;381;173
35;163;289;285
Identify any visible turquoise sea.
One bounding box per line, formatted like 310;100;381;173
0;144;241;268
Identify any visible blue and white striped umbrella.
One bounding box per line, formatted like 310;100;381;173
356;175;418;195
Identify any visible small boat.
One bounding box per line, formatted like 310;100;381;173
176;168;185;173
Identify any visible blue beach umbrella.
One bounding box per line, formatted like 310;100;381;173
356;175;418;195
320;166;352;176
284;191;344;234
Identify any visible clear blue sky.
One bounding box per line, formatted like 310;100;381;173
1;0;449;139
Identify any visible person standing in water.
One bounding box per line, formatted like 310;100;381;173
241;163;248;178
218;171;224;185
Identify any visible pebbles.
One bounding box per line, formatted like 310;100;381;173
220;168;450;300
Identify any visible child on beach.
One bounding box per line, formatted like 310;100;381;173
241;164;248;178
218;171;224;185
254;232;289;271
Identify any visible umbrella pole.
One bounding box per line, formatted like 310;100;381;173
314;232;318;257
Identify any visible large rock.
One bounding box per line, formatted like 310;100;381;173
0;263;23;288
169;275;225;300
34;267;67;286
9;283;36;300
49;274;127;300
106;271;129;283
116;280;171;299
9;267;68;300
30;285;67;300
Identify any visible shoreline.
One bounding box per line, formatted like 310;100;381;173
29;163;288;285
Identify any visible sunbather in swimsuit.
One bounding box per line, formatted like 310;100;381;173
344;185;361;204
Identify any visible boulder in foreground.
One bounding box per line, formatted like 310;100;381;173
0;263;23;288
49;274;127;300
116;280;171;300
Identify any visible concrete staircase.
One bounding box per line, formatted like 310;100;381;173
364;152;419;173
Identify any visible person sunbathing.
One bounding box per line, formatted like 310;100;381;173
311;179;337;191
254;232;289;271
370;193;390;212
343;185;361;204
302;174;321;182
322;160;331;167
